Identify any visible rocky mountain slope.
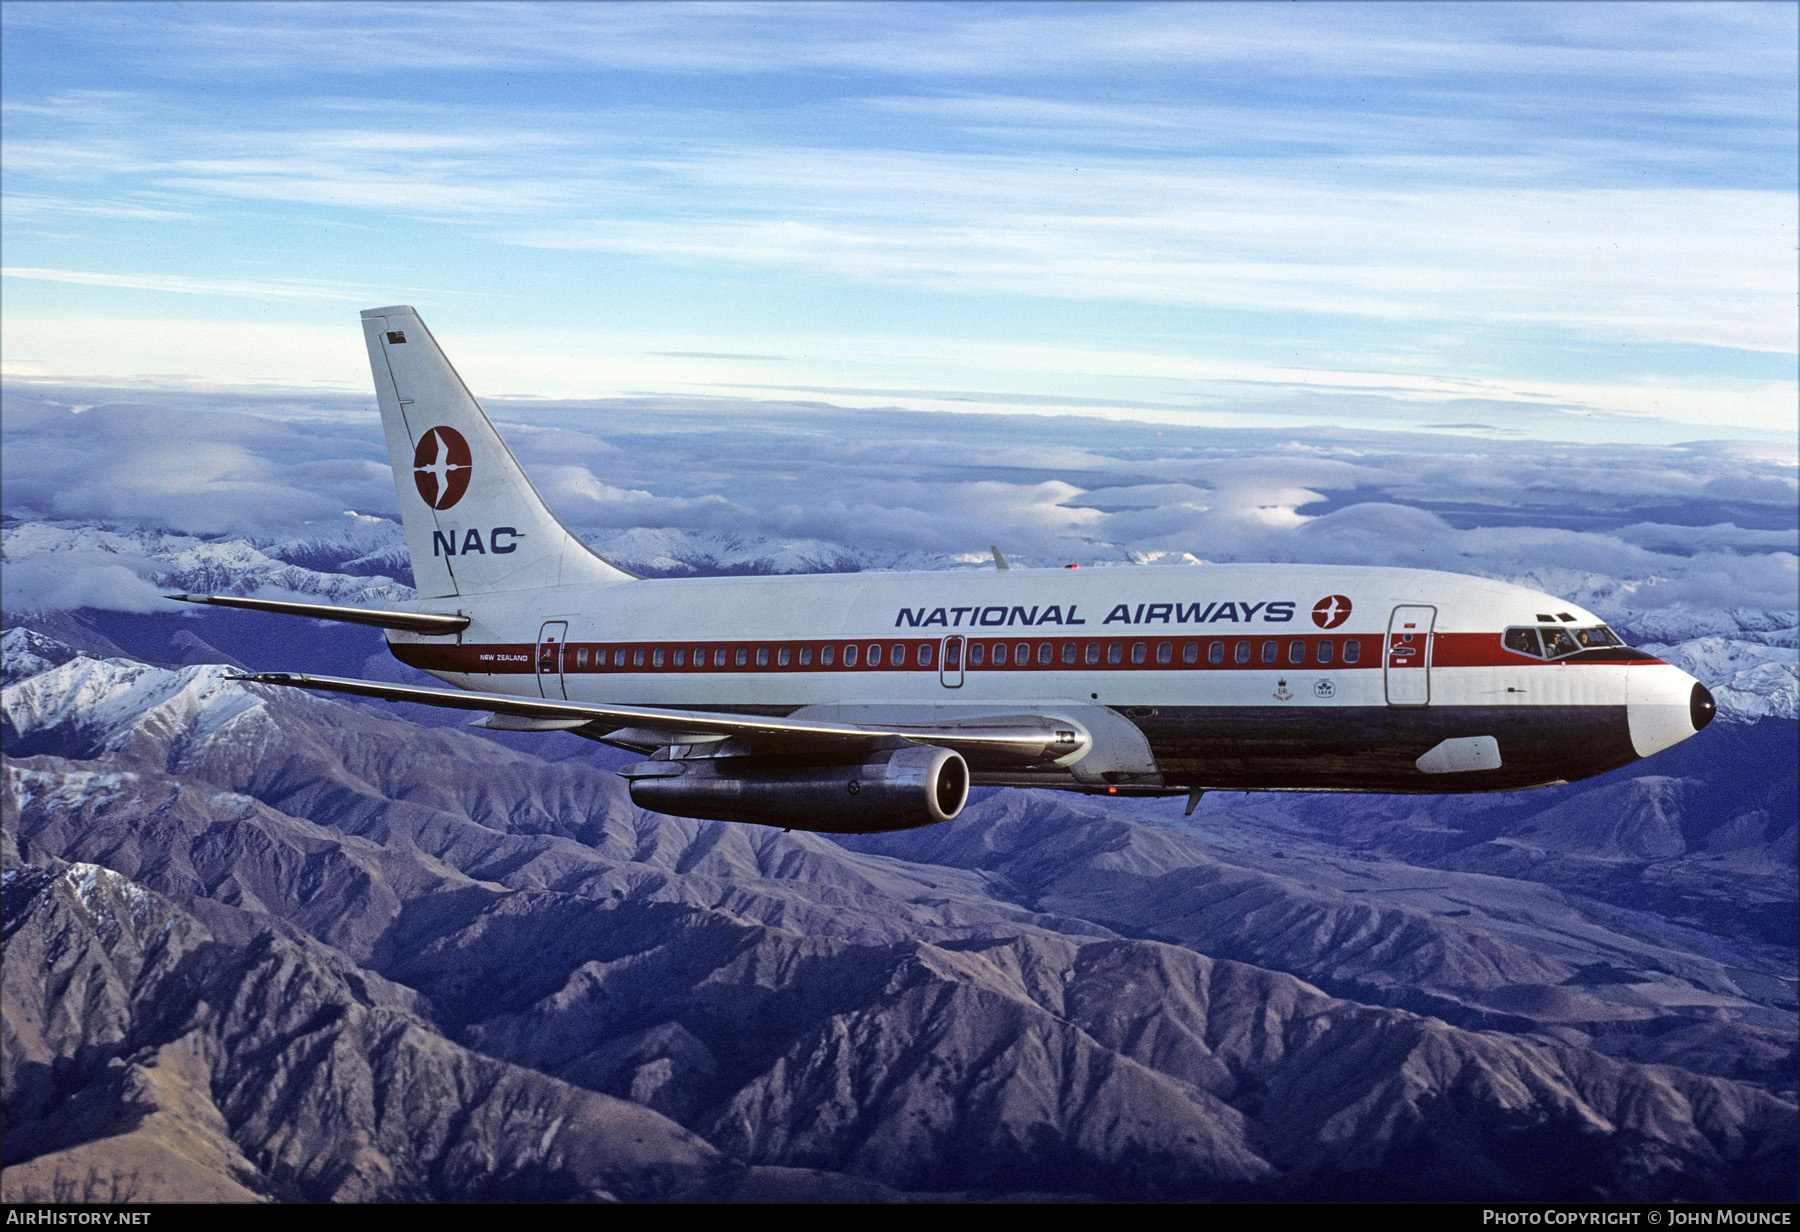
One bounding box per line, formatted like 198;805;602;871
4;631;1794;1201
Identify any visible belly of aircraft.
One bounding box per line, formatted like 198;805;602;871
1131;703;1634;792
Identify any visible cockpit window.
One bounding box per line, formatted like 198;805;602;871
1504;624;1624;660
1541;627;1579;657
1504;627;1542;657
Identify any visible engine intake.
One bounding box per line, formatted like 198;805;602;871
621;745;969;833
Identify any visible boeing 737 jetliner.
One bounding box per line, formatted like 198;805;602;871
180;307;1718;833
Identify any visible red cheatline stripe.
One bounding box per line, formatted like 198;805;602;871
389;632;1660;675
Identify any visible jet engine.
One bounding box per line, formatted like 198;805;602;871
621;745;969;833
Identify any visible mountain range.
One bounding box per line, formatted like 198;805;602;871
1;518;1794;1202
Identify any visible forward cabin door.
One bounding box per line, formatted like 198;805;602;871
536;620;568;699
939;635;964;688
1384;605;1436;706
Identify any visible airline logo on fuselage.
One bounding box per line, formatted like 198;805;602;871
1312;595;1352;628
894;601;1298;628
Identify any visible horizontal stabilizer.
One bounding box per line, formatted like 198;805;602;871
234;671;1088;767
168;594;468;635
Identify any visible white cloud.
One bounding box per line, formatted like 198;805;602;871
0;556;168;613
3;1;1791;443
2;267;373;302
3;381;1794;618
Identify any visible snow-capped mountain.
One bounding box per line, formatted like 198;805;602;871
2;517;413;606
1638;636;1799;721
3;516;1795;720
0;627;80;686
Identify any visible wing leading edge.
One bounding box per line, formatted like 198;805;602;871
236;671;1089;767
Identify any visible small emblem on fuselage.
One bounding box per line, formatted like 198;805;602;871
1273;678;1293;701
1313;680;1335;698
1312;594;1352;629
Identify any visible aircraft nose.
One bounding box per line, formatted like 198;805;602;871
1690;681;1716;732
1626;663;1714;759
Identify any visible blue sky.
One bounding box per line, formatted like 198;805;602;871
3;2;1796;444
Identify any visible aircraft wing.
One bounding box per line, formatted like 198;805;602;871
170;594;468;635
235;672;1087;767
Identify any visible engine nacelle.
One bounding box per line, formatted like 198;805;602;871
622;745;969;833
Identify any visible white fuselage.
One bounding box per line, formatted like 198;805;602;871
382;563;1707;794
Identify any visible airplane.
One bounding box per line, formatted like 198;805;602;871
174;305;1719;834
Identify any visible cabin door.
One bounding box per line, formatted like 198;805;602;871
939;635;964;688
536;620;569;699
1384;606;1435;706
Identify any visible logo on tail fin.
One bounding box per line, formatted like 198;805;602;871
413;427;472;510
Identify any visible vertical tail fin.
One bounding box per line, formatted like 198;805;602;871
361;306;632;598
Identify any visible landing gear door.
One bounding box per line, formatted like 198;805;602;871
939;635;964;688
1384;605;1435;707
536;620;568;699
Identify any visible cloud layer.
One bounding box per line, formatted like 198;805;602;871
3;382;1792;620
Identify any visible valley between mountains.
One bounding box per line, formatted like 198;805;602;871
2;610;1793;1202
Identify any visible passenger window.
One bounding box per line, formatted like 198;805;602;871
713;647;727;668
844;644;858;667
1234;641;1250;664
919;643;934;667
944;641;960;668
820;645;835;666
673;648;686;667
1131;643;1146;665
777;646;790;667
969;642;985;666
1343;639;1360;664
1062;643;1077;665
1015;642;1029;664
1086;643;1100;666
1182;642;1198;665
1261;641;1277;664
1037;643;1052;666
992;643;1007;666
1504;627;1542;658
755;646;769;667
1107;643;1123;665
894;643;907;665
576;647;589;669
1317;640;1333;664
1209;641;1224;664
652;647;665;668
867;644;882;667
1289;641;1304;664
734;647;748;667
615;648;628;668
632;647;645;668
799;645;813;666
1156;642;1172;665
